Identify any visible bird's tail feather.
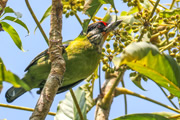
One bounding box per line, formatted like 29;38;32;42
5;87;26;103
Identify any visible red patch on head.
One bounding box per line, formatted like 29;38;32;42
98;21;108;26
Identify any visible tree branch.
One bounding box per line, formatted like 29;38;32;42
157;85;178;109
25;0;49;45
95;69;125;120
169;0;176;9
0;0;8;16
29;0;65;119
0;0;8;32
0;103;56;116
121;80;127;115
115;87;180;113
70;89;85;120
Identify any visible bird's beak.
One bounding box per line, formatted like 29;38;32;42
104;20;123;33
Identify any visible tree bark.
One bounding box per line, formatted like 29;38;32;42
0;0;8;15
30;0;65;120
0;0;8;32
95;71;124;120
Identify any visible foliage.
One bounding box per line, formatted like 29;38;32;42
0;58;21;92
0;58;31;92
113;113;170;120
0;6;29;51
55;83;94;120
120;42;180;98
1;0;180;120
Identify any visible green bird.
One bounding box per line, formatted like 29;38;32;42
5;20;122;103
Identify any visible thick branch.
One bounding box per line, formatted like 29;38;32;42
30;0;65;120
0;0;8;15
95;70;125;120
0;0;8;32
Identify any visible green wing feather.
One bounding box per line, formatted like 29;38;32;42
24;49;49;72
24;40;72;72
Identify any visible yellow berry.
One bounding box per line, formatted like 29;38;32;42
69;10;75;16
107;48;111;53
104;57;109;62
102;48;105;52
65;12;70;18
102;65;107;71
103;7;108;10
169;31;175;37
106;43;110;48
115;9;119;13
113;42;118;48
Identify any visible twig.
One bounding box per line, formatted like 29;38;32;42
115;87;180;113
169;114;180;119
148;0;160;21
137;31;145;42
137;0;142;11
121;80;127;115
93;16;102;21
138;0;160;42
0;103;56;116
99;63;102;94
70;89;85;120
151;29;169;41
74;13;82;26
148;0;168;9
25;0;49;45
170;0;176;9
157;85;179;109
159;39;176;52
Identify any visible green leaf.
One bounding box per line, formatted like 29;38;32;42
127;7;138;15
34;6;52;33
111;15;139;25
113;113;170;120
3;16;30;34
153;112;177;120
3;6;14;14
80;83;95;112
14;12;22;18
120;11;127;16
0;58;21;90
1;22;24;51
102;9;112;23
120;42;180;98
83;0;102;18
159;8;180;18
55;87;88;120
130;72;146;91
0;58;30;91
141;0;151;9
112;56;121;68
82;19;91;34
1;6;22;18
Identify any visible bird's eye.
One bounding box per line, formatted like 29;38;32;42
97;24;102;29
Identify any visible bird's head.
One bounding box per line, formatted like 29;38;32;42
82;20;122;52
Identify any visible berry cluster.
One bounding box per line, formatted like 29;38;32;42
62;0;85;18
101;6;180;72
123;0;144;7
